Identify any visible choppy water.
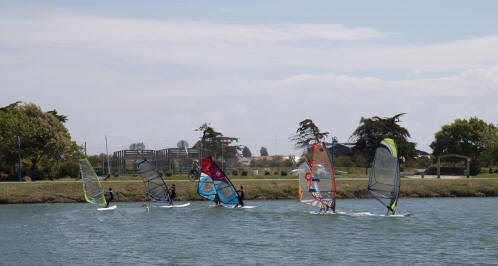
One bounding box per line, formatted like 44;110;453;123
1;198;497;265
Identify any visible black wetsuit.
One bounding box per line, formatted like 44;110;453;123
169;187;176;204
214;193;221;205
105;190;114;208
238;190;245;207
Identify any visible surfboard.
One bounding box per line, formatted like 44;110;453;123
97;205;117;211
158;203;191;208
223;205;260;209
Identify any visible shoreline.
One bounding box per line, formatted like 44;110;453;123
1;179;497;204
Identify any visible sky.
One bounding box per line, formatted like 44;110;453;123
1;0;497;156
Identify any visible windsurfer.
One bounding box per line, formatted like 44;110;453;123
214;192;221;205
104;187;114;208
236;186;245;207
169;184;176;205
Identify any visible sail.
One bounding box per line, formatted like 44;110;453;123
368;138;400;213
309;142;336;209
79;159;106;206
298;162;322;208
200;157;239;205
197;173;216;200
137;159;171;203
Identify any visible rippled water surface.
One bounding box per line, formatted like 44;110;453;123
1;198;497;265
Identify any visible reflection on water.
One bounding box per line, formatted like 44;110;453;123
1;198;497;265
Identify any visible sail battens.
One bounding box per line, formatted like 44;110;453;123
199;157;239;205
368;138;400;214
138;159;171;203
79;159;107;207
299;142;336;210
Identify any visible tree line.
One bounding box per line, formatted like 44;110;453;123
1;102;496;180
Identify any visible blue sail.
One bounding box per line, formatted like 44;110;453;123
198;174;216;200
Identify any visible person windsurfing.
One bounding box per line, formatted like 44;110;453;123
104;187;114;208
214;192;221;205
169;184;176;206
235;186;245;207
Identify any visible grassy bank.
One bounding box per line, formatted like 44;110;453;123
1;179;498;204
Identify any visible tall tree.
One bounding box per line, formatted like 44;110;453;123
0;102;82;179
350;113;416;170
242;146;252;158
430;117;498;175
260;147;269;156
291;119;329;148
194;123;239;161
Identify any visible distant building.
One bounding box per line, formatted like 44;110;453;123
416;150;431;158
238;157;252;166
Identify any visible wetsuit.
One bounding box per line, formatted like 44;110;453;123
169;186;176;205
237;189;245;207
105;190;114;208
214;193;221;205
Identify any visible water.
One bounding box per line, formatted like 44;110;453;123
1;198;497;265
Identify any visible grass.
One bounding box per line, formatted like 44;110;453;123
1;178;498;204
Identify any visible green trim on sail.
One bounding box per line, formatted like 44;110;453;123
381;138;398;158
391;202;397;214
80;158;107;207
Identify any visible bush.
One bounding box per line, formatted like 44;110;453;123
264;171;271;175
232;170;238;176
273;171;279;175
241;171;248;176
281;171;287;176
165;171;172;177
113;173;119;177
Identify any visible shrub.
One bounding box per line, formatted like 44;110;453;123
273;171;279;175
232;170;238;176
165;171;173;177
241;171;248;176
113;173;119;177
264;171;271;175
281;171;287;176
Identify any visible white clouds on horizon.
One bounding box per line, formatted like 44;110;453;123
1;9;497;155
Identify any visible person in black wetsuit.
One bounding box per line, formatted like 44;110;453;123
236;186;245;207
104;187;114;208
214;192;221;205
169;184;176;206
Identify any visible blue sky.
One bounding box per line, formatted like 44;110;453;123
1;1;497;155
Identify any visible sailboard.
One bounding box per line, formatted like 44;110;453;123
298;142;336;211
158;203;191;208
137;159;172;205
79;159;108;208
368;138;400;215
199;157;240;205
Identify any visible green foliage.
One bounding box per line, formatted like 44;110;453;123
241;171;248;176
280;170;287;176
231;170;238;176
260;146;269;156
430;117;498;175
242;146;252;158
264;171;270;175
350;113;416;167
249;156;294;168
291;119;329;148
0;102;82;180
194;123;240;161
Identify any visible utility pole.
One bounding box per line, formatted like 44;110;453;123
105;136;111;176
84;142;87;157
17;136;21;182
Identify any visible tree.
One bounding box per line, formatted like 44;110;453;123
0;102;82;179
350;113;416;170
242;146;252;158
194;123;239;161
430;117;498;175
260;147;269;156
291;119;329;148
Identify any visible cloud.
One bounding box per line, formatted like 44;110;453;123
1;8;497;154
